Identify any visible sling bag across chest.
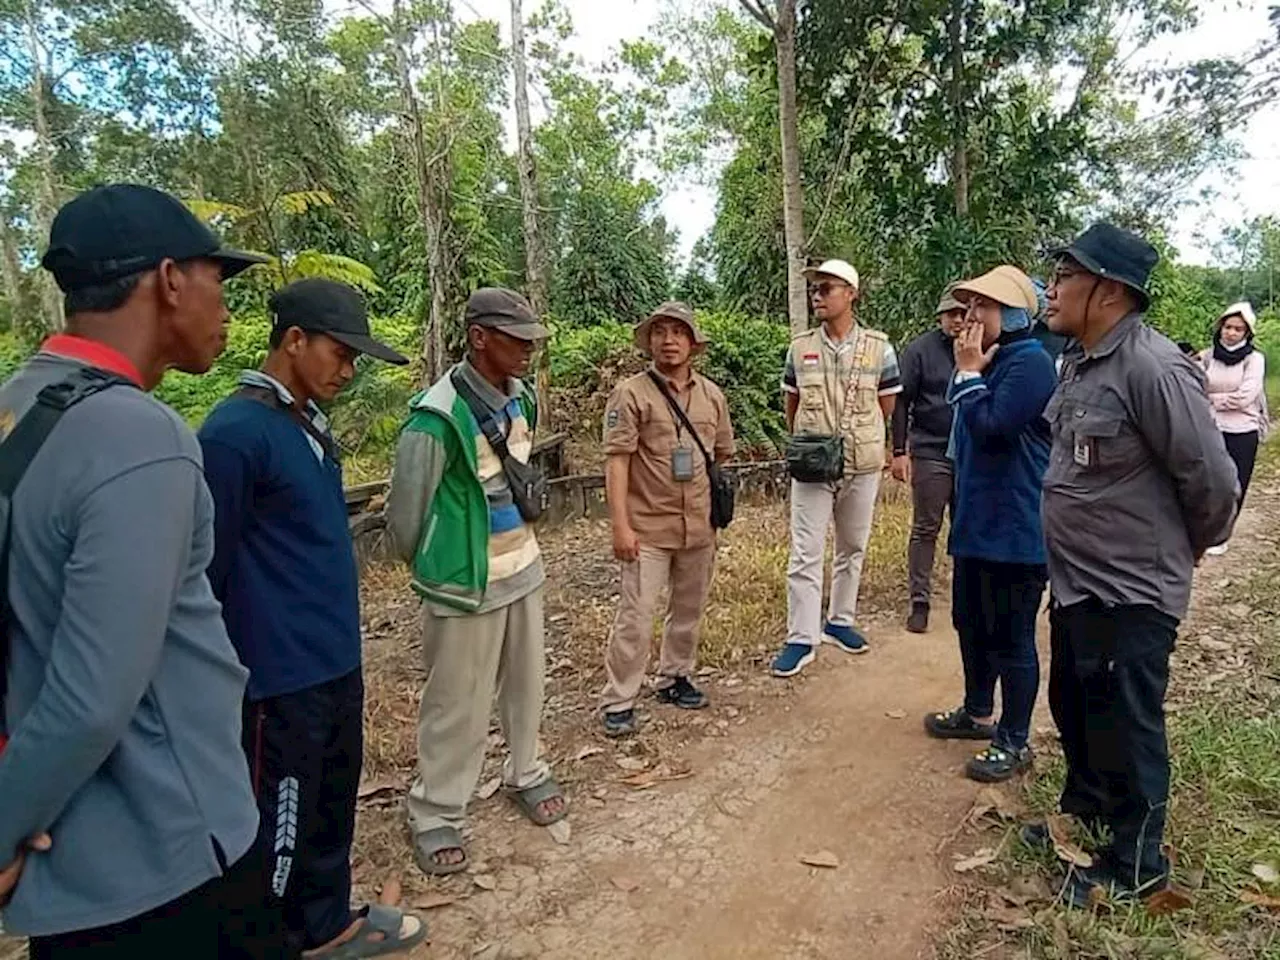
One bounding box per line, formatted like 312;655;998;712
646;370;735;530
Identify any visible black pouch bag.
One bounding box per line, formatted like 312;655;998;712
785;433;845;484
451;370;548;522
647;371;735;529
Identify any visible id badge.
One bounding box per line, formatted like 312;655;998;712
1073;435;1094;467
671;446;695;482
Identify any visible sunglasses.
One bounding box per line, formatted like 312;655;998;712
809;281;849;298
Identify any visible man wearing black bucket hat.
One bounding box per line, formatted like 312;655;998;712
199;278;426;957
0;184;284;954
1032;223;1238;907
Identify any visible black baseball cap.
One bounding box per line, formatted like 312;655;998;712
41;183;267;292
465;287;549;341
270;278;409;365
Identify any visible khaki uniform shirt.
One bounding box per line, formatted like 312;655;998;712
603;368;735;549
1043;314;1239;620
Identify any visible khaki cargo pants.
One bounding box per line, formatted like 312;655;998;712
600;542;716;714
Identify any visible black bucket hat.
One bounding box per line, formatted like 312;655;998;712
1049;222;1159;308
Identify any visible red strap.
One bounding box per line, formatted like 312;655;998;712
40;335;144;388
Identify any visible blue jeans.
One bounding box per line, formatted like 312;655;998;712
951;557;1046;750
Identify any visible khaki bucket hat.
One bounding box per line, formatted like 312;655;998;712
952;265;1038;313
935;287;964;314
634;301;707;355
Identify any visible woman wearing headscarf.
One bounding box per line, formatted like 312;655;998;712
922;265;1057;782
1200;301;1266;556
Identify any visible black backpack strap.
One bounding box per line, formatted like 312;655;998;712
235;384;342;464
646;369;714;472
1;366;136;735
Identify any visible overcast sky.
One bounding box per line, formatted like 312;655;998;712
329;0;1279;267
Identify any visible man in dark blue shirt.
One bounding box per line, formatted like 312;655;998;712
200;279;424;958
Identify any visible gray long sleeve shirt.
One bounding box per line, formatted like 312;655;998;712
1042;314;1240;620
0;353;258;936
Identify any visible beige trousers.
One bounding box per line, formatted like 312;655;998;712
786;472;881;646
407;587;550;835
600;542;716;714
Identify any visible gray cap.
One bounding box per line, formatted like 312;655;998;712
634;300;707;355
465;287;550;342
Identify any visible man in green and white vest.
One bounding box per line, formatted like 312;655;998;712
386;287;568;878
772;259;902;678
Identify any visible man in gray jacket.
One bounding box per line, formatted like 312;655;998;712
0;184;280;956
1037;223;1238;907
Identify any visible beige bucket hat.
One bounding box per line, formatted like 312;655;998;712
952;265;1039;313
634;301;707;355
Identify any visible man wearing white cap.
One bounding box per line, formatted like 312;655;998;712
772;259;902;678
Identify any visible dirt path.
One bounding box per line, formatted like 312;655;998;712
406;612;992;960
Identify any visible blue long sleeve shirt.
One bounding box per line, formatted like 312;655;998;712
199;377;362;701
947;337;1057;565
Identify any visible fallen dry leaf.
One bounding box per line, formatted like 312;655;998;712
1145;886;1194;916
614;756;647;772
1251;862;1280;885
1003;874;1052;905
1086;882;1111;911
377;876;401;906
885;709;907;720
357;776;398;800
574;745;604;762
619;761;695;789
1047;814;1094;868
799;850;840;869
610;875;640;892
547;819;572;845
476;776;502;800
413;892;457;910
982;901;1033;930
971;785;1018;822
953;848;998;873
1240;889;1280;910
473;874;497;891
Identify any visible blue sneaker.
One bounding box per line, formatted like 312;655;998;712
770;642;817;678
823;622;870;654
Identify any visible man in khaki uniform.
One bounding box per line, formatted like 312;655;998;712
599;302;735;737
772;259;902;678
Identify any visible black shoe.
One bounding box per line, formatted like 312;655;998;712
1020;820;1052;851
1061;863;1166;909
602;709;639;738
655;676;709;710
906;603;929;633
923;706;996;740
966;743;1033;783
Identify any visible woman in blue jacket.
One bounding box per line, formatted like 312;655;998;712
922;265;1058;782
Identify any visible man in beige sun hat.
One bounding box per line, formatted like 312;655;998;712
599;301;734;737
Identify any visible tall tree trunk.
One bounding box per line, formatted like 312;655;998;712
948;0;970;219
0;219;28;333
25;0;62;332
510;0;551;410
392;0;449;385
774;0;808;335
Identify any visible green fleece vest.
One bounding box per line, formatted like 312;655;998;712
399;367;537;612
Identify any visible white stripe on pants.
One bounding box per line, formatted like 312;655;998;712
786;472;881;646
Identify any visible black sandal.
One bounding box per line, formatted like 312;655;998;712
966;744;1032;783
923;706;996;741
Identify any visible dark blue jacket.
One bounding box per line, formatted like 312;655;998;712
947;336;1057;565
199;392;361;701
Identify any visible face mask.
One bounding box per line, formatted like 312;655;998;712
1219;338;1249;352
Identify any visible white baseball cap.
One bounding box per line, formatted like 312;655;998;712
803;258;860;291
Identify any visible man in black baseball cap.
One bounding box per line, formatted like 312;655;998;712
1033;223;1238;906
197;278;423;957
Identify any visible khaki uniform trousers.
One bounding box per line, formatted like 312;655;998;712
407;587;550;836
601;542;716;714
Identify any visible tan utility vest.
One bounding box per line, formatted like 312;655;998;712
791;324;889;475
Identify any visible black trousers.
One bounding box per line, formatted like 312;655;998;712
29;844;285;960
1049;600;1178;887
1222;430;1259;506
952;558;1046;750
243;669;363;954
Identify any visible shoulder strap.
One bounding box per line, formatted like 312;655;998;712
646;370;714;470
1;366;137;737
450;369;515;461
234;384;342;464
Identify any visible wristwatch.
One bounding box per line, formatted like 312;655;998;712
954;370;982;384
